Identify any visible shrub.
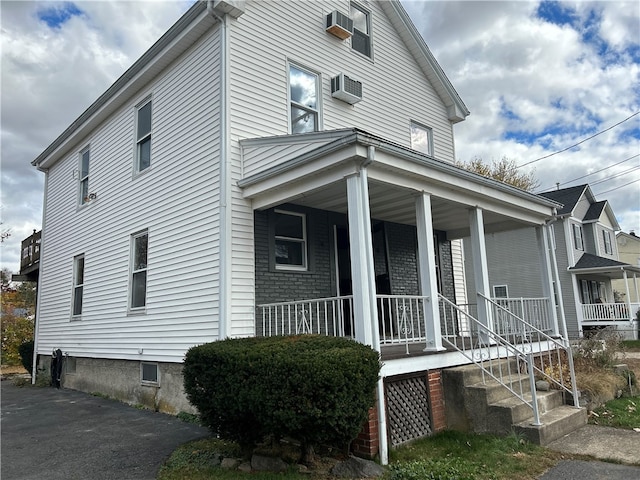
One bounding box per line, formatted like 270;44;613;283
18;340;34;374
0;313;34;366
183;335;381;460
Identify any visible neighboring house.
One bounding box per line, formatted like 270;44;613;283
31;1;581;461
613;231;640;310
465;184;640;340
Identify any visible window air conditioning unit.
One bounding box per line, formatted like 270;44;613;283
326;10;353;40
331;74;363;104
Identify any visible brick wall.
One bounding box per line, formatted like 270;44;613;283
427;370;446;432
352;405;379;459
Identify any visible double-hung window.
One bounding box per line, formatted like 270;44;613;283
130;230;148;310
274;210;307;270
135;99;152;173
72;255;84;318
572;224;584;251
289;63;320;134
79;148;90;205
410;122;433;156
350;2;372;57
603;230;613;255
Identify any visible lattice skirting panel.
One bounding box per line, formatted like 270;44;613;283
385;372;432;446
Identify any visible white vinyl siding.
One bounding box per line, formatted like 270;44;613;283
36;28;223;362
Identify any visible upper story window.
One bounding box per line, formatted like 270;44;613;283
72;254;85;318
79;148;90;205
135;99;152;173
410;122;433;156
350;2;371;57
572;224;584;251
274;210;307;270
130;230;148;310
603;230;613;255
289;63;320;134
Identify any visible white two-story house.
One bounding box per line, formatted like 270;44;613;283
31;0;582;461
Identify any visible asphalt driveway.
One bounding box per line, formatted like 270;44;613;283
1;380;210;480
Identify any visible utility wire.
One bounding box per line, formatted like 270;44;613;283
593;179;640;197
587;165;640;186
538;153;640;192
516;111;640;169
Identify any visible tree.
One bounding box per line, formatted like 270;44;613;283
455;156;539;192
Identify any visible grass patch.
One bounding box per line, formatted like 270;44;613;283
388;430;565;480
590;396;640;429
158;431;574;480
622;340;640;352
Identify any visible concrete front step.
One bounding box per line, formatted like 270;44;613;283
514;405;588;445
445;360;521;387
467;374;533;405
487;390;564;433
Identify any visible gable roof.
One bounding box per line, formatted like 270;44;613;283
538;184;588;216
583;201;607;222
32;0;469;171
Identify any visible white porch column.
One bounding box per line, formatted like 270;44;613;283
546;224;569;340
468;207;493;334
571;274;585;338
634;273;639;303
416;192;445;351
536;225;560;336
346;172;376;346
623;270;632;321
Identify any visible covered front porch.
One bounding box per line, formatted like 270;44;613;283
239;129;579;461
570;255;640;339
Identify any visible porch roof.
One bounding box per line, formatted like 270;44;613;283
238;129;561;239
569;253;640;279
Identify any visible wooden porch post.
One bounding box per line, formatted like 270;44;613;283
346;172;376;347
416;192;445;351
468;207;494;335
536;225;560;336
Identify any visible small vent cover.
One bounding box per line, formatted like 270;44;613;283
326;10;353;40
331;74;363;104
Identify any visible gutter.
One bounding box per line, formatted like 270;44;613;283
207;2;232;340
32;171;49;384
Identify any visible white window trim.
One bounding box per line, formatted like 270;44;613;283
78;147;90;206
274;209;308;271
573;224;584;251
350;1;373;59
603;229;613;255
71;254;84;320
410;121;434;156
287;61;322;135
493;285;509;298
134;97;152;175
129;229;148;313
140;362;160;386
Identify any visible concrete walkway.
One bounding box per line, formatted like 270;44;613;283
1;381;210;480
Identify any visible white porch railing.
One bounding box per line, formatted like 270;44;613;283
581;302;635;322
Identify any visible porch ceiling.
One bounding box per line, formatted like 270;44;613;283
239;129;561;239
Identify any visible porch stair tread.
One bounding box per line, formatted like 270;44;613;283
514;405;588;445
489;390;564;427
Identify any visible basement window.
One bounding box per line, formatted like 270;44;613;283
141;362;159;385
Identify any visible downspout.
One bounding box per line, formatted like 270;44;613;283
32;170;49;384
361;146;388;466
207;2;231;340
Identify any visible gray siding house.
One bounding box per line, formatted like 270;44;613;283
465;184;640;340
31;0;579;461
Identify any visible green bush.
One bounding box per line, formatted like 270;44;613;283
1;313;34;366
183;335;380;457
18;340;34;374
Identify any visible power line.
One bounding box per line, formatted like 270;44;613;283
592;179;640;197
516;111;640;169
587;165;640;187
538;153;640;191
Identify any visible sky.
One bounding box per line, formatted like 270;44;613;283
1;0;639;273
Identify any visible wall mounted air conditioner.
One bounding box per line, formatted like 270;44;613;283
326;10;353;39
331;74;363;104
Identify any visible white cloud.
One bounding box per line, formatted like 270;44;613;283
1;1;638;272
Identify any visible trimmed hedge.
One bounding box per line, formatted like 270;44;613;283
183;335;381;453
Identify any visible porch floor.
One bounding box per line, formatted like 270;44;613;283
381;337;472;361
